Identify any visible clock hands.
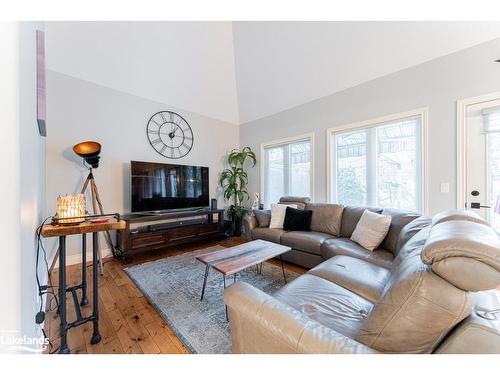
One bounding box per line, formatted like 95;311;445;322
172;123;181;135
166;123;181;139
157;129;177;138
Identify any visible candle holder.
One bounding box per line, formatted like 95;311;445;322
55;194;87;225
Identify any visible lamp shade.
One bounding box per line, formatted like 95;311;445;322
73;141;101;168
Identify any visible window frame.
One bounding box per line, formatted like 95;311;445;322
326;108;429;214
260;132;315;208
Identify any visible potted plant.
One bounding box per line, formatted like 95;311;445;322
219;147;256;236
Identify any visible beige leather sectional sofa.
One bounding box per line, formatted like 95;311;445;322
227;197;500;353
243;196;426;269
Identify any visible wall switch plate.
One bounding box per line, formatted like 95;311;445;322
440;182;450;193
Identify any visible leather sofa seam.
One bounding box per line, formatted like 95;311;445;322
430;291;470;353
368;265;425;348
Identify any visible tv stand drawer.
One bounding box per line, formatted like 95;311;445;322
130;232;166;249
166;226;197;241
198;223;221;235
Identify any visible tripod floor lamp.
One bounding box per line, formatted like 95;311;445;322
74;141;116;274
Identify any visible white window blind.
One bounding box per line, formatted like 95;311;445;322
482;106;500;133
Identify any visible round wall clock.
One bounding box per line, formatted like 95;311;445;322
146;111;194;159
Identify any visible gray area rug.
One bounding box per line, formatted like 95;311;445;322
124;245;298;354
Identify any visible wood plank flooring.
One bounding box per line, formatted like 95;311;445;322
44;237;306;354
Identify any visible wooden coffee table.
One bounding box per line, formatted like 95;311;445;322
196;239;291;301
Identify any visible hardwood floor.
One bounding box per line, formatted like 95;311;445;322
44;237;306;354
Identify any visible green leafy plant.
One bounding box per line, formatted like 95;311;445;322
219;147;256;231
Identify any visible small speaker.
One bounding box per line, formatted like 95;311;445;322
259;203;264;210
211;198;218;210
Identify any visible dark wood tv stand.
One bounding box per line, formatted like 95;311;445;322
116;208;225;261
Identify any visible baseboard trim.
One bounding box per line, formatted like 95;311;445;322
52;246;114;269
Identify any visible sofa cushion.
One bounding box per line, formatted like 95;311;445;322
395;215;432;254
281;249;323;269
253;209;271;227
283;207;313;231
340;206;383;238
279;196;310;209
251;227;286;243
351;210;391;251
379;209;420;255
305;203;344;236
432;209;489;227
274;274;373;339
421;220;500;291
281;231;334;256
356;230;472;353
269;203;297;229
321;238;394;269
308;256;390;303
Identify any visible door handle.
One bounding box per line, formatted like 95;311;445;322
470;202;491;209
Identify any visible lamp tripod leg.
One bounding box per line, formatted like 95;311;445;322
80;174;91;195
89;179;104;276
91;179;115;255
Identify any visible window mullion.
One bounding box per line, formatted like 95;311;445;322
415;120;422;212
283;144;291;196
264;148;270;207
366;128;377;206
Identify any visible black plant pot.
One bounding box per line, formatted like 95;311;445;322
231;216;243;237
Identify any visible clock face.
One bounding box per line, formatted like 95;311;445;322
146;111;194;159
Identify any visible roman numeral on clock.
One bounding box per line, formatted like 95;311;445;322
150;138;162;145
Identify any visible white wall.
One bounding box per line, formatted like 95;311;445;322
45;70;239;262
0;21;47;353
240;38;500;214
19;21;47;349
45;22;240;124
0;21;22;352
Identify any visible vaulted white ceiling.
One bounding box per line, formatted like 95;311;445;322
45;21;240;124
46;21;500;125
233;21;500;123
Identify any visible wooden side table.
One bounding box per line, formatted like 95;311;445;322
41;218;126;354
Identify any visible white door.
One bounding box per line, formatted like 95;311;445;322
464;99;500;230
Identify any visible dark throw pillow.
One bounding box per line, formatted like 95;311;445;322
254;209;272;227
283;207;313;231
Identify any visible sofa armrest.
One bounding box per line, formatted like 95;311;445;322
242;215;257;241
224;282;377;354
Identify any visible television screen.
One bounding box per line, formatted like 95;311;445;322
131;161;209;212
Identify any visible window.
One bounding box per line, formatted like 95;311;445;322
329;110;426;213
261;135;313;207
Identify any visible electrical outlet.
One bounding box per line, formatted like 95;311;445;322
440;182;450;193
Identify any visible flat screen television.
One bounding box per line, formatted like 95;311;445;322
131;161;209;212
